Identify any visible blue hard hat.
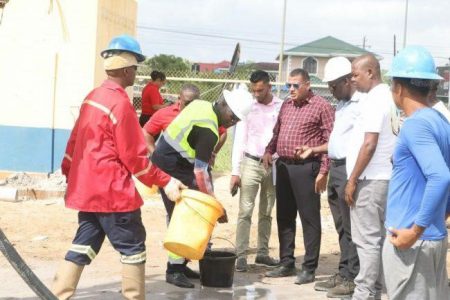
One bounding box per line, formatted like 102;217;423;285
387;45;442;80
101;34;145;62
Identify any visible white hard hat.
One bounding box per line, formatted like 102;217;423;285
223;86;254;120
322;57;352;82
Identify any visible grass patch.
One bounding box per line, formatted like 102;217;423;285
213;128;233;172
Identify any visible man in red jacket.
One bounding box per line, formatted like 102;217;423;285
142;83;228;158
52;35;185;300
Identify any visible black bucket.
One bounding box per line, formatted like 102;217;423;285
199;250;237;287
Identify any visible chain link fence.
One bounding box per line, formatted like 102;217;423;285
133;68;335;112
133;68;335;172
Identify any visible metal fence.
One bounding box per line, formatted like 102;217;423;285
133;68;335;112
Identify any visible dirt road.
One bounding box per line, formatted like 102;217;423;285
0;174;447;299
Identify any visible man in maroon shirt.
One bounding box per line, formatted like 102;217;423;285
263;68;334;285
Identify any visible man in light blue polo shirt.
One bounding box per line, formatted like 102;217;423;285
383;46;450;299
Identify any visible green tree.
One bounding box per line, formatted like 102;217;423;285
144;54;190;72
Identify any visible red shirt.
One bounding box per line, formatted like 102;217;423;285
141;82;163;115
143;102;227;136
144;102;181;135
266;91;335;174
218;126;226;136
61;80;170;212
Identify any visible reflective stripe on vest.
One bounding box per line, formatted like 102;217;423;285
163;100;219;163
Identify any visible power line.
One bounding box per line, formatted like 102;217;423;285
138;25;449;60
138;25;291;46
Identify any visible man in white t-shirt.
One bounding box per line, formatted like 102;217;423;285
345;54;397;300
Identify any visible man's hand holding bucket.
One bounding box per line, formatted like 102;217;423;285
164;177;187;202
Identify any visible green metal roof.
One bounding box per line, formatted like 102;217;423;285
310;75;324;84
285;36;373;57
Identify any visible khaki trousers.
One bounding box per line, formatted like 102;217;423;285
235;156;276;258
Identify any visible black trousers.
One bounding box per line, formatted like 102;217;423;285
66;209;146;265
327;162;359;280
276;159;321;271
139;113;151;127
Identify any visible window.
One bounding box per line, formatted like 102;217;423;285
303;57;317;74
191;63;200;73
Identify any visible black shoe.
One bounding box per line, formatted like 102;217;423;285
265;265;296;278
255;255;279;267
184;265;200;279
295;269;315;285
166;272;195;288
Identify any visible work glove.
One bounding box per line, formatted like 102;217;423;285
163;177;187;202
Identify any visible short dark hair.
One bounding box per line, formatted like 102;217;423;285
150;70;166;81
392;77;432;97
289;68;310;81
180;83;200;99
250;70;270;84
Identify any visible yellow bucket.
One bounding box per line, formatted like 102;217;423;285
164;189;224;260
133;177;158;197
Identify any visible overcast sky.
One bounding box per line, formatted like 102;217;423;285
137;0;450;70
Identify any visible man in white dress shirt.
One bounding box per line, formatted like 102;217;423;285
301;57;362;298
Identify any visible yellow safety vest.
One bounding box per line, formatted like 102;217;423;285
163;100;219;163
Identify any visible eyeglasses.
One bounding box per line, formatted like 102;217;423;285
285;82;308;90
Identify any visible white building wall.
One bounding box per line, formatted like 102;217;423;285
0;0;137;173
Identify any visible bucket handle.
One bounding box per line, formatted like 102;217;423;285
183;198;216;228
210;237;235;249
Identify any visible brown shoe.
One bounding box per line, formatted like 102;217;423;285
326;279;355;298
314;273;344;291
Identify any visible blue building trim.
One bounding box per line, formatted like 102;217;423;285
0;125;71;173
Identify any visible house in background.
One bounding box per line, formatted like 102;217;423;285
191;60;230;73
191;60;280;76
278;36;380;82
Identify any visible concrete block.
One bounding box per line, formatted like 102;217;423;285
0;186;18;202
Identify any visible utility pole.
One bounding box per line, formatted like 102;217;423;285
362;36;366;50
448;58;450;109
403;0;409;48
393;35;397;56
277;0;287;96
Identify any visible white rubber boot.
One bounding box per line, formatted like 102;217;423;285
52;260;84;300
122;263;145;300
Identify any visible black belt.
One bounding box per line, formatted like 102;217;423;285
244;152;263;163
279;157;319;165
330;158;346;167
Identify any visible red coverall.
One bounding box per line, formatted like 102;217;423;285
61;80;170;212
